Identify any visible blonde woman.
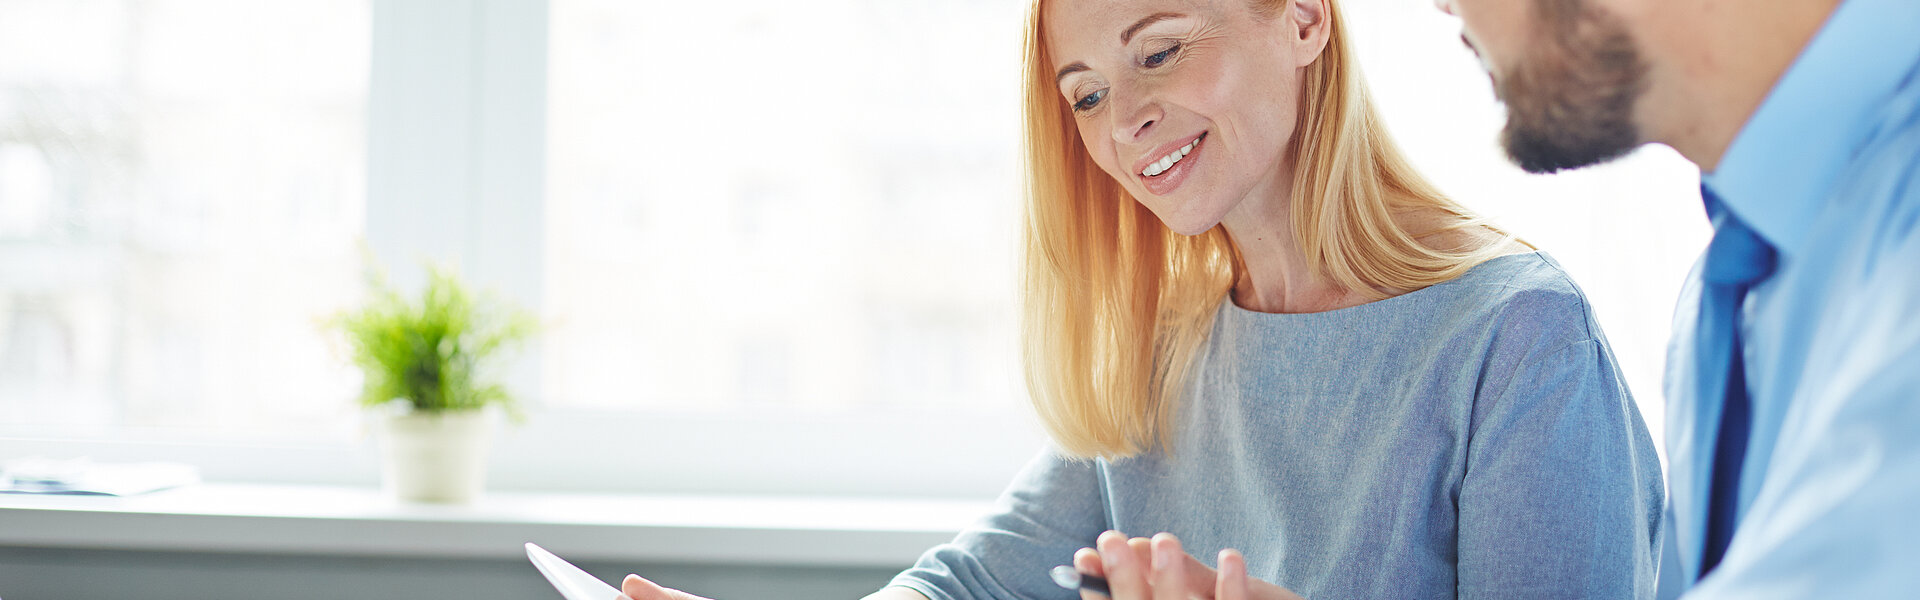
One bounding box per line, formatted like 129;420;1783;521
617;0;1661;598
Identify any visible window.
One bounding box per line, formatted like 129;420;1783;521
545;0;1029;414
0;0;369;439
1;1;1705;495
526;0;1048;497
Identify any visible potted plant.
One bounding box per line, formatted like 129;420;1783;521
328;265;535;503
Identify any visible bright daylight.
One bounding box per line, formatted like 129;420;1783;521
6;0;1915;598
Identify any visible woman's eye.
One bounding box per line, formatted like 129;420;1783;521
1073;88;1106;112
1144;43;1180;68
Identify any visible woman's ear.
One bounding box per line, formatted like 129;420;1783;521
1288;0;1332;68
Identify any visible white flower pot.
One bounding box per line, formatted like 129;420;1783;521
377;409;492;504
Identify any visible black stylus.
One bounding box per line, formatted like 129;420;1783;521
1049;565;1112;596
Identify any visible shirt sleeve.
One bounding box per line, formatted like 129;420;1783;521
1456;338;1666;600
1681;205;1920;599
887;446;1108;600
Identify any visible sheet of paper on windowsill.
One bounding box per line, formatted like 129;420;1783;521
0;457;200;496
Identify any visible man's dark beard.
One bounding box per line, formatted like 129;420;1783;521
1496;2;1648;174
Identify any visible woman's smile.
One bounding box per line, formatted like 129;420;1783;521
1045;0;1299;233
1138;131;1207;196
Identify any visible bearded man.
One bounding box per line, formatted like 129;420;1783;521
1438;0;1920;597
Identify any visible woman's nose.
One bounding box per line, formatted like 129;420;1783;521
1434;0;1457;16
1109;95;1161;145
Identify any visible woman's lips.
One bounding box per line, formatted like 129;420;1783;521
1139;132;1206;197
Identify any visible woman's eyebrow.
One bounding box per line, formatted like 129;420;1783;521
1056;12;1188;86
1056;63;1090;87
1120;12;1185;44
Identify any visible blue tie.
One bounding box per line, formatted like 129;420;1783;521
1698;186;1777;578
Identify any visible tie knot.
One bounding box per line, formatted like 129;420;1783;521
1701;195;1777;287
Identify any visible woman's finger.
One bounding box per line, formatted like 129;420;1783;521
1127;536;1153;569
1176;546;1220;593
620;573;712;600
1148;533;1188;600
1097;530;1148;599
1215;549;1248;600
1074;546;1108;577
1073;547;1108;599
622;574;664;600
1203;552;1307;600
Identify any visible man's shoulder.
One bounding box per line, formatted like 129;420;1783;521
1824;100;1920;277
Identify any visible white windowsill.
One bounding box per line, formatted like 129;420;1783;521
0;483;991;568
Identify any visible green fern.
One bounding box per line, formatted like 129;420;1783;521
326;264;535;415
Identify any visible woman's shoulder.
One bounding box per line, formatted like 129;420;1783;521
1431;250;1603;346
1214;250;1606;353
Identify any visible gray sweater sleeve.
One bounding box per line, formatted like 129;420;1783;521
1456;338;1665;599
888;447;1108;600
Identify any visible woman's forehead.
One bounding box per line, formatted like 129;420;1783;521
1043;0;1223;51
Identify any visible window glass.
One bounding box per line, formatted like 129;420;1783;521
545;0;1030;412
0;0;370;438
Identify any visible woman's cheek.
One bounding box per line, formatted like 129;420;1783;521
1074;123;1114;176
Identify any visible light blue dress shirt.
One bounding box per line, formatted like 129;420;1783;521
1662;0;1920;596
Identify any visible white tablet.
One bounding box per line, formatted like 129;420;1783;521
526;542;625;600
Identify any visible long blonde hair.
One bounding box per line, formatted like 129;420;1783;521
1021;0;1515;459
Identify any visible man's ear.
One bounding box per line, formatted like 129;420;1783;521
1289;0;1333;68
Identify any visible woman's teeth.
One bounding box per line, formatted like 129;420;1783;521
1143;137;1200;177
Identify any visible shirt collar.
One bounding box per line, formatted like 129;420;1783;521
1701;0;1920;256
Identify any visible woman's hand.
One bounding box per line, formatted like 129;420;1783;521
619;573;713;600
1073;531;1304;600
618;574;932;600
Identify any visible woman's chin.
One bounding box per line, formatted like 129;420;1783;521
1135;191;1228;236
1159;215;1223;237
